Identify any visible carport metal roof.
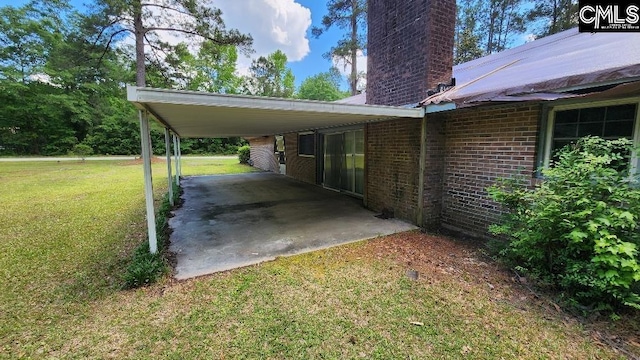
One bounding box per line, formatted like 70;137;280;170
127;85;425;255
127;85;424;138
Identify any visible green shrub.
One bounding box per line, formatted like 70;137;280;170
70;143;93;160
238;145;250;164
123;243;166;288
123;183;180;289
488;136;640;311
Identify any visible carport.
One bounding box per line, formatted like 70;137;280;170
126;86;424;260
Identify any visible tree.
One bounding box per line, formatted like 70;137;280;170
482;0;527;54
297;68;349;101
454;0;484;65
453;0;531;63
87;0;252;87
164;41;241;93
526;0;579;38
0;1;98;155
243;50;294;98
312;0;367;96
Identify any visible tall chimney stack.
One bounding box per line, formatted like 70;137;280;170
367;0;456;106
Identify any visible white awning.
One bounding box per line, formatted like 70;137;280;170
127;86;424;138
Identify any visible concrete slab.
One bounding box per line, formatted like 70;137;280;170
169;172;417;279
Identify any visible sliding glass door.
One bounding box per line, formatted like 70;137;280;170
323;129;364;196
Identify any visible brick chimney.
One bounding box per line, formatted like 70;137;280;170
367;0;456;106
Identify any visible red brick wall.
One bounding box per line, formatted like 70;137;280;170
435;103;541;237
367;0;456;106
421;116;446;229
284;133;316;184
248;136;279;173
366;118;422;222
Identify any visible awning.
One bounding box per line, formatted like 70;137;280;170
127;86;424;138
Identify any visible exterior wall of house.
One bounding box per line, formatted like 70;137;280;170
421;116;446;229
434;103;541;237
366;118;422;222
284;133;316;184
367;0;456;106
248;136;279;173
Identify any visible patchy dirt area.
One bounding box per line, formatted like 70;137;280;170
342;230;640;359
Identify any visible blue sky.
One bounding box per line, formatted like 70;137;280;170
0;0;348;89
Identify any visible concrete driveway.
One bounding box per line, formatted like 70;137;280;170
169;172;417;279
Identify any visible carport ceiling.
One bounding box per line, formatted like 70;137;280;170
127;86;424;138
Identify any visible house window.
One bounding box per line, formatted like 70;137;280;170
543;100;640;171
298;132;315;157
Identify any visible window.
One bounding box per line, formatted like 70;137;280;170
298;132;315;157
543;100;640;171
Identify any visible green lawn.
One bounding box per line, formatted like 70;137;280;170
0;159;635;359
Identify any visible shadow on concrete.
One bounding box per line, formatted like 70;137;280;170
169;172;417;279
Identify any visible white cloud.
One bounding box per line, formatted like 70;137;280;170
333;50;367;91
216;0;311;71
118;0;311;80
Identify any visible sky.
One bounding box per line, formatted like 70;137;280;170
212;0;360;89
0;0;354;89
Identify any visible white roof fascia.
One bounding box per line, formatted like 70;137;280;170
425;102;456;113
127;86;424;119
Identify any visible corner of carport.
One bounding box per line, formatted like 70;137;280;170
126;85;424;254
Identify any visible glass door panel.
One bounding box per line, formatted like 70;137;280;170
323;129;364;196
323;133;343;191
341;131;355;193
354;130;364;195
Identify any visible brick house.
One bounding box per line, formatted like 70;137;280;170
249;0;640;238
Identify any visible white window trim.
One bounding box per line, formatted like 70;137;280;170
543;98;640;173
298;131;315;158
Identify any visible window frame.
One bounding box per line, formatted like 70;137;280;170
542;98;640;174
297;131;315;157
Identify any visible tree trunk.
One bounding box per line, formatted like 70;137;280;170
350;0;358;95
134;0;145;87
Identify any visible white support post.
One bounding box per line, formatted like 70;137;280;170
177;136;182;180
139;110;158;254
164;128;174;206
172;134;179;186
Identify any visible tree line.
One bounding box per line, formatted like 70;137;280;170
0;0;577;156
0;0;350;156
455;0;578;64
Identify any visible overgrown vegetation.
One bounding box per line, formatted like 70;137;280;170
238;144;250;164
488;137;640;312
123;183;179;289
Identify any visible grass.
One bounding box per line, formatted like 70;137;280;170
0;158;636;359
179;156;256;176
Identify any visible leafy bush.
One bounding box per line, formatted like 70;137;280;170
123;183;179;289
70;143;93;160
238;145;250;164
123;243;166;288
488;136;640;311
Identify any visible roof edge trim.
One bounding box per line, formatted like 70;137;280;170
127;85;424;119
